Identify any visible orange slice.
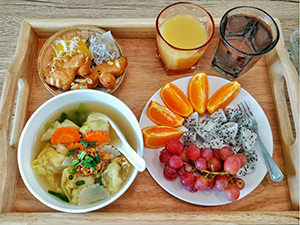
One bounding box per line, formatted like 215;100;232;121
207;81;241;114
160;83;193;117
188;72;209;114
51;127;81;145
147;101;184;127
142;126;184;148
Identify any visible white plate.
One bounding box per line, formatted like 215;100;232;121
139;75;273;206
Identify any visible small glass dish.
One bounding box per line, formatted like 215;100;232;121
37;25;126;95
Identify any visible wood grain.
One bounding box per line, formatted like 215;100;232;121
0;211;299;225
4;20;292;215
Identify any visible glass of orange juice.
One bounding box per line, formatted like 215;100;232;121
156;2;215;75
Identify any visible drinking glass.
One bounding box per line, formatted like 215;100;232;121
210;6;280;80
156;2;215;75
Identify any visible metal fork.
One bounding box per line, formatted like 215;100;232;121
238;101;284;182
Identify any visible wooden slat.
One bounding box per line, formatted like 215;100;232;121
266;20;299;210
0;211;299;225
0;21;37;212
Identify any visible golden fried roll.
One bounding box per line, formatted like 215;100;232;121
99;72;116;89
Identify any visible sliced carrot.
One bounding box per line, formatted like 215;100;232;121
83;130;110;144
67;142;84;150
50;127;81;145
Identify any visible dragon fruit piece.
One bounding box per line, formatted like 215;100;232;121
208;109;227;123
224;108;244;122
231;145;241;154
183;131;197;148
217;122;238;145
237;150;258;176
197;141;211;149
208;137;227;149
239;127;257;151
183;112;199;131
238;117;252;130
194;123;218;142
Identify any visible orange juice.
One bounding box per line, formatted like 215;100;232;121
157;15;208;72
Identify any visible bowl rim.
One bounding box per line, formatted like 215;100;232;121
17;89;143;213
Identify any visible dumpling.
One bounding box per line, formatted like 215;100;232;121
102;157;130;194
61;168;95;204
79;112;110;135
41;119;79;141
78;184;110;205
31;147;66;191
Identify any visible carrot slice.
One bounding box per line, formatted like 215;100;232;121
83;131;110;144
67;142;84;150
50;127;81;145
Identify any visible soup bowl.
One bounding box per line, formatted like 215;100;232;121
18;90;144;213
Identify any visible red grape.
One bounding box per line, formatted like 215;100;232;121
180;172;195;187
225;184;240;202
213;149;221;160
194;175;208;190
163;165;178;180
184;164;193;173
224;155;241;175
159;149;172;165
236;153;247;168
180;149;189;162
207;157;222;172
234;178;245;190
206;177;216;190
201;148;213;161
219;146;233;160
215;174;229;192
195;158;207;171
185;184;198;192
186;145;201;160
177;166;185;176
168;155;183;169
166;139;184;155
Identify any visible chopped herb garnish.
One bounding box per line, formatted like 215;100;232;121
48;190;69;202
58;112;68;123
80;139;88;147
68;175;73;180
66;148;79;156
88;141;96;146
69;167;76;174
96;173;103;185
95;153;100;163
92;165;97;171
81;157;94;168
76;180;85;186
72;159;80;166
78;151;87;160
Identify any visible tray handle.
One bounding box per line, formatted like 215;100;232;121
266;20;299;210
0;21;37;213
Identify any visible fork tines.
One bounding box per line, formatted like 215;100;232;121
237;101;253;118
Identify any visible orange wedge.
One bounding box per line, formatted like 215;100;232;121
161;83;193;117
188;72;209;114
142;126;184;148
147;101;184;127
207;81;241;114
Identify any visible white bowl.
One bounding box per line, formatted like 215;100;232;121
18;90;143;213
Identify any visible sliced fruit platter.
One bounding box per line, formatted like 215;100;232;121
140;73;273;205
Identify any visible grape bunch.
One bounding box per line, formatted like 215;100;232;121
159;139;247;202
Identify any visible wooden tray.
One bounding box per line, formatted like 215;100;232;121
0;18;299;224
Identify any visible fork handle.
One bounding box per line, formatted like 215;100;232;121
257;135;284;182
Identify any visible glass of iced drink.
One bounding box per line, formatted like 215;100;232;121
210;6;279;80
156;2;215;75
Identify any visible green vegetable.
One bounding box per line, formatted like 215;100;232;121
96;173;103;185
78;151;87;160
72;159;80;166
66;148;79;156
95;153;100;163
48;190;69;202
43;122;51;132
76;180;85;186
87;141;96;147
80;139;88;147
68;175;73;180
69;167;76;174
58;112;68;123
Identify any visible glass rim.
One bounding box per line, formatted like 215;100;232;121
155;2;215;51
219;6;280;56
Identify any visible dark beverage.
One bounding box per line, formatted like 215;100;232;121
210;7;279;80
